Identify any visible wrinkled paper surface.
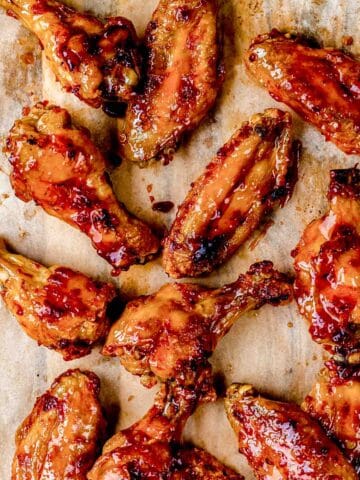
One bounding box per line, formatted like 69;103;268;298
0;1;359;478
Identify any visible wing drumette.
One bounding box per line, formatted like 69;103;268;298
245;30;360;155
12;369;106;480
103;261;292;388
5;102;160;274
163;109;298;278
225;383;357;479
0;239;115;360
0;0;140;113
118;0;223;164
292;168;360;363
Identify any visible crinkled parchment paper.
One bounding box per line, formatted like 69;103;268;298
1;1;360;478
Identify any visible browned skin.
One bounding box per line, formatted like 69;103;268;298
88;378;242;480
0;0;141;114
245;30;360;155
5;102;160;274
12;369;106;480
103;261;292;388
303;362;360;474
118;0;223;164
292;168;360;364
163;109;298;278
225;383;357;480
0;240;115;360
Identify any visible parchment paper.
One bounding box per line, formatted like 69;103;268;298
0;1;359;478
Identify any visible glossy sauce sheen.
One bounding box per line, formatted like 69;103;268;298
0;0;141;110
225;384;357;479
163;109;298;278
12;369;106;480
245;30;360;155
5;102;160;274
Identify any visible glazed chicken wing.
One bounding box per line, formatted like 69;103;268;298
292;168;360;363
5;102;160;274
0;239;115;360
118;0;222;164
303;362;360;473
163;109;298;278
225;383;357;479
12;369;106;480
103;261;292;388
0;0;140;112
245;30;360;155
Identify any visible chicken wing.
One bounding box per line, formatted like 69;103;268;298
163;109;298;278
103;261;292;388
303;362;360;473
0;0;140;112
0;239;115;360
5;102;160;274
292;167;360;363
118;0;222;164
12;369;106;480
225;383;357;479
245;30;360;155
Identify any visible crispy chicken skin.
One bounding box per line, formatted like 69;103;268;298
225;383;357;480
303;362;360;473
0;0;140;112
245;30;360;155
12;369;106;480
163;109;298;278
292;168;360;363
88;379;242;480
118;0;222;164
5;102;160;274
103;261;292;388
0;239;115;360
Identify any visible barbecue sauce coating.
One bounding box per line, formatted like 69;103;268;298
12;369;106;480
225;384;357;479
103;261;292;388
245;30;360;155
163;108;298;278
0;0;141;111
4;102;160;274
0;239;115;360
292;168;360;363
118;0;223;164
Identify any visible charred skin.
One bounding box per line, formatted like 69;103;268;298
163;109;298;278
303;362;360;474
245;30;360;155
0;240;115;360
12;369;106;480
118;0;223;164
5;102;160;274
0;0;140;112
103;261;292;388
225;383;357;480
292;168;360;363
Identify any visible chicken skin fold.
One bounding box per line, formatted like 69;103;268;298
163;109;298;278
5;102;160;274
225;383;357;479
0;0;141;112
12;369;106;480
118;0;223;164
0;239;116;360
103;261;292;388
303;362;360;473
292;167;360;363
245;30;360;155
88;378;243;480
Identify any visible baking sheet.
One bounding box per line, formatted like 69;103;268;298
0;0;359;478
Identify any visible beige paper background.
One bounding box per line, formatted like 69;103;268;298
0;0;359;478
